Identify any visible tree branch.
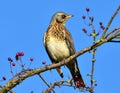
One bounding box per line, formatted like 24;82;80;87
101;5;120;38
0;5;120;93
0;29;118;93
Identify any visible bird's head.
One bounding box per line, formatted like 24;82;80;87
50;12;73;25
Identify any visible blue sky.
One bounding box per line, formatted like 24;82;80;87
0;0;120;93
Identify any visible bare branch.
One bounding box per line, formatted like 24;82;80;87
38;74;56;93
0;29;118;93
105;26;120;38
101;5;120;38
9;90;16;93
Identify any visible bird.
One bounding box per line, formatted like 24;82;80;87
43;12;85;88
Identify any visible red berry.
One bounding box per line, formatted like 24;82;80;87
20;52;24;56
8;57;13;62
86;8;90;12
76;81;81;87
8;57;11;61
12;62;16;66
15;55;19;60
77;83;80;87
30;57;34;61
2;77;6;80
75;75;78;79
16;53;19;56
82;28;87;33
42;61;46;64
16;52;24;56
94;83;97;86
18;52;20;55
15;52;24;60
76;81;85;87
80;82;84;85
100;25;105;30
82;16;86;19
99;22;102;25
16;52;19;56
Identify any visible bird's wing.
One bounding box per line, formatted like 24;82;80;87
64;28;85;88
64;28;76;55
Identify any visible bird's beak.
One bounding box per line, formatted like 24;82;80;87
66;14;74;19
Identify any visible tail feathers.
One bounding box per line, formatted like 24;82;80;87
56;67;64;78
67;60;85;88
71;71;85;88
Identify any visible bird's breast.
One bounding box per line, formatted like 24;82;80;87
47;38;70;61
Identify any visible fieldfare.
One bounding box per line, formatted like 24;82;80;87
44;12;85;88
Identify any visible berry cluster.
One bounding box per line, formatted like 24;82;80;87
74;75;85;87
82;7;105;35
15;52;24;60
99;22;105;30
76;81;84;88
8;57;16;66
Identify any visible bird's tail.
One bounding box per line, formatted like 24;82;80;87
56;67;64;78
66;60;85;88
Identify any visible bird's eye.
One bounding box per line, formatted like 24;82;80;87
61;15;66;19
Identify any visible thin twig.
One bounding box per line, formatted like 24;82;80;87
9;90;16;93
19;56;25;71
10;62;14;76
90;31;97;93
105;27;120;38
38;74;56;93
108;40;120;43
38;74;50;88
101;5;120;38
